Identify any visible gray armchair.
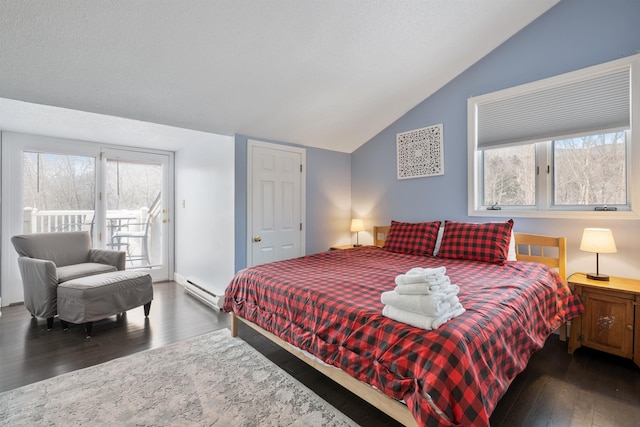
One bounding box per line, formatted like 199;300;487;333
11;231;126;330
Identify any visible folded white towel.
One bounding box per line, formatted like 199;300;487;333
395;274;450;287
382;303;465;330
431;303;466;329
394;283;459;296
395;274;429;286
394;283;442;294
382;305;434;329
381;291;459;317
406;266;447;278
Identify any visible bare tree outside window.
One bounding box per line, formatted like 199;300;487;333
554;132;626;206
483;144;536;206
22;152;96;233
23;152;162;235
106;160;162;211
482;131;627;210
23;152;96;211
23;153;160;212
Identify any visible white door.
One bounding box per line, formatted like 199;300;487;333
247;140;305;267
101;148;171;282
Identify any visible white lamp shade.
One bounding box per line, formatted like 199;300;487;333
580;228;617;253
350;218;365;232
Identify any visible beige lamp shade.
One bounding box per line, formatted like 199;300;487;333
580;228;616;281
350;218;365;232
580;228;617;253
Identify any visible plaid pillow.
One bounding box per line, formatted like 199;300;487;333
383;220;441;256
437;219;514;264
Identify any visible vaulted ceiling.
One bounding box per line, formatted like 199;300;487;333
0;1;559;153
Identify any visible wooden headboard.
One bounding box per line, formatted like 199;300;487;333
373;225;390;247
513;232;568;341
513;233;567;280
372;226;566;280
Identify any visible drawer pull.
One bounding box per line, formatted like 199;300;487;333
627;324;634;330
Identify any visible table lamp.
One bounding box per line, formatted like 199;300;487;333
580;228;617;281
350;218;365;247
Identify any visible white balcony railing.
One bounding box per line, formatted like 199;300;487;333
24;208;95;233
22;207;154;267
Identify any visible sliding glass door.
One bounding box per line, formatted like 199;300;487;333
2;132;173;305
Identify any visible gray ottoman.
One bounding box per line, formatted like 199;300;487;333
57;270;153;337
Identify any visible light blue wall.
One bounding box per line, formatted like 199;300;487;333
234;134;351;271
305;146;352;251
352;0;640;278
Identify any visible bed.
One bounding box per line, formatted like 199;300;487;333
223;221;583;426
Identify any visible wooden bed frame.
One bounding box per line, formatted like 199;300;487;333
230;313;418;426
230;226;568;427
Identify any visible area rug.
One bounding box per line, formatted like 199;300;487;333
0;329;357;426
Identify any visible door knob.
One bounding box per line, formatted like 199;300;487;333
253;236;262;242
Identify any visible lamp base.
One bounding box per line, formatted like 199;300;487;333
353;244;362;247
586;273;610;281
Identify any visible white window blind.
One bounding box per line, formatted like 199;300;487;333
476;68;630;150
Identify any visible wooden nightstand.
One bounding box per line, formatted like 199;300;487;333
568;273;640;367
330;244;360;250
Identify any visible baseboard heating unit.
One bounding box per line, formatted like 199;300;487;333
184;278;221;311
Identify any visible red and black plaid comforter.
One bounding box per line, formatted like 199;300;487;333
223;247;584;427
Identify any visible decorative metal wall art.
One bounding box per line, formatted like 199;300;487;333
397;123;444;180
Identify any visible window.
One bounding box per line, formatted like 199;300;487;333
468;54;640;219
553;131;627;207
481;130;628;211
483;144;536;207
23;151;96;233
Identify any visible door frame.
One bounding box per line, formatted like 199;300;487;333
246;139;306;267
1;132;174;305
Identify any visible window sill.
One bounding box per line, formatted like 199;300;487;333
468;208;640;220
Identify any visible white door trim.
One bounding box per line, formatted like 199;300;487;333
246;140;306;267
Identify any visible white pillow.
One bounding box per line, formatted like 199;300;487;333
432;225;445;256
507;231;516;261
432;223;517;261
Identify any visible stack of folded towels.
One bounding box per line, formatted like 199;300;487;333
381;266;465;330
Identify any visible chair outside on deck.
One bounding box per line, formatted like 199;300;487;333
109;193;161;266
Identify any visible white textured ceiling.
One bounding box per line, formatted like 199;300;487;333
0;1;558;153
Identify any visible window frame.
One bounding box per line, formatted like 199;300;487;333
468;54;640;220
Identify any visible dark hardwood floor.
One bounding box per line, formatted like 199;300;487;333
1;281;639;426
